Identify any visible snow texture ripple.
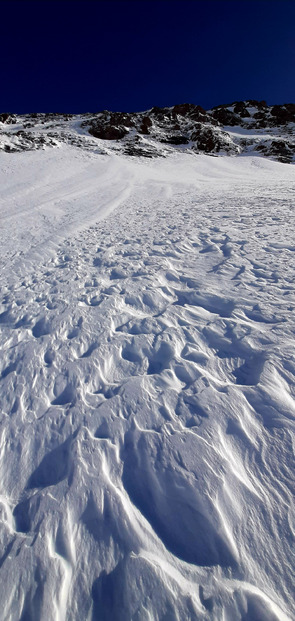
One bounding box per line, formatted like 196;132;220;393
0;145;294;620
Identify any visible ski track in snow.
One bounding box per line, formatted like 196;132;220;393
0;147;294;620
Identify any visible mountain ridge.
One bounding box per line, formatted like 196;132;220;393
1;100;295;163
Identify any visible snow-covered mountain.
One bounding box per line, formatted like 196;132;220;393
1;100;295;163
0;102;294;620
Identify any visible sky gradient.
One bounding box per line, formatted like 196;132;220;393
1;0;295;112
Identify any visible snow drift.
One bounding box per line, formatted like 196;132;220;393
0;108;294;620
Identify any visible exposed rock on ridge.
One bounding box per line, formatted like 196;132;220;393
1;101;295;163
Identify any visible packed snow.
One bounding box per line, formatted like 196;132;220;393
0;143;294;620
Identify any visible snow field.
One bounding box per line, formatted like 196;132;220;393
0;147;294;620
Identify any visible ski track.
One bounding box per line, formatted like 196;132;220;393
0;147;294;620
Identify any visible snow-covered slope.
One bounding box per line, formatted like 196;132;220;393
0;114;294;620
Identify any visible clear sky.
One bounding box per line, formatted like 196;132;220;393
1;0;295;112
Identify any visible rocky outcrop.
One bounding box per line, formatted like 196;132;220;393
0;102;294;163
192;126;236;154
270;104;295;125
0;113;17;124
87;112;134;140
211;108;240;126
256;139;295;163
82;105;239;155
139;116;152;135
163;135;190;145
172;103;212;123
89;124;128;140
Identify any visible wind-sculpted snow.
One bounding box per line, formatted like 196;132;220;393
0;147;294;620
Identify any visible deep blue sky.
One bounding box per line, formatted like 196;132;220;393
1;0;295;112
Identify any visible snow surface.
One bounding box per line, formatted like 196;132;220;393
0;145;294;620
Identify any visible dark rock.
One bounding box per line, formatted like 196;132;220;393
246;100;267;109
233;102;250;117
150;106;169;117
84;110;135;141
88;123;128;140
0;113;17;124
139;116;152;134
162;135;189;145
253;111;265;119
255;140;295;163
172;103;196;116
123;144;161;158
270;105;295;124
109;112;134;128
172;103;211;123
285;103;295;114
211;108;240;126
213;99;267;110
269;140;295;163
173;103;205;116
192;127;221;152
255;144;267;152
233;102;246;114
190;107;212;122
